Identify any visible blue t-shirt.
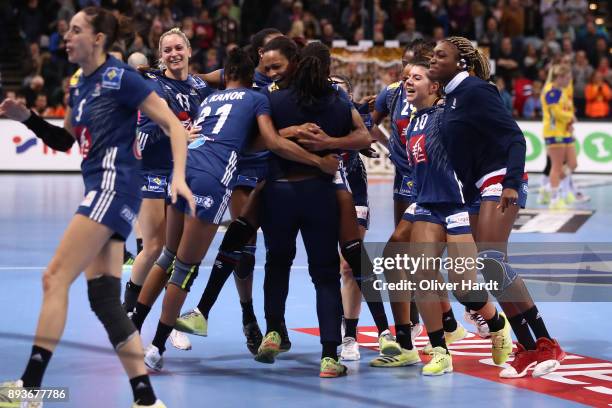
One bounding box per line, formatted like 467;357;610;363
137;70;213;171
68;56;155;196
187;88;270;186
407;105;464;204
267;86;353;179
342;101;372;172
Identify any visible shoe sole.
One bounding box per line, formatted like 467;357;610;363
320;370;348;378
254;347;280;364
144;359;163;372
532;359;562;377
174;323;207;337
499;362;537;378
370;357;421;367
422;365;453;376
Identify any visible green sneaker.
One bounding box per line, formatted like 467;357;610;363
254;331;281;364
422;347;453;376
378;329;402;356
490;313;513;365
319;357;348;378
370;347;421;367
123;250;135;266
422;323;468;354
175;308;208;336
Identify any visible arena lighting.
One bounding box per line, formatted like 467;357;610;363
589;3;597;10
595;17;604;25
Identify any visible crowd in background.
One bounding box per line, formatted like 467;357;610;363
0;0;610;119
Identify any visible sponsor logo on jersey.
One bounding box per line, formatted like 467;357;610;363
398;176;414;196
446;211;470;229
193;194;214;209
69;68;82;87
80;190;97;208
146;175;168;193
101;67;124;89
409;134;427;163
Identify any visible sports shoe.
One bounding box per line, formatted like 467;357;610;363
0;379;43;408
411;323;424;344
124;250;136;266
499;343;538;378
549;197;568;211
490;313;513;365
537;187;551;205
319;357;348;378
169;329;192;351
422;323;468;354
422;347;452;376
279;320;292;352
254;331;281;364
574;191;590;203
464;309;491;338
378;329;402;356
370;347;420;367
175;308;207;337
243;321;263;355
565;191;576;204
532;338;566;377
340;337;360;361
144;344;163;372
132;400;167;408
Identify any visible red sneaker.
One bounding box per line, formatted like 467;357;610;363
533;337;566;377
499;343;538;378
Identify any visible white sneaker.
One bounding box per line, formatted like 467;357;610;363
340;336;360;361
169;329;192;351
464;309;491;339
144;344;163;372
132;399;167;408
0;379;43;407
411;323;424;343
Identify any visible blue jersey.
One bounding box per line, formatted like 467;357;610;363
68;56;155;196
342;101;371;172
267;86;353;179
137;70;213;171
407;105;464;205
374;82;413;177
187;88;270;186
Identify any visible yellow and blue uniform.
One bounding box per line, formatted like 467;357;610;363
541;82;575;146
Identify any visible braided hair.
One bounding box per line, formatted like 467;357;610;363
291;41;333;108
443;36;490;81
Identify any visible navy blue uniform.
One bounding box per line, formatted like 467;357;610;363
262;86;353;346
440;73;528;212
404;105;470;235
374;82;415;202
173;88;270;224
70;56;155;239
137;70;213;199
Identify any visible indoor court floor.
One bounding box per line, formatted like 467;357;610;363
1;173;611;407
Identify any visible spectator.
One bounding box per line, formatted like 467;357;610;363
288;19;305;40
596;58;612;86
127;52;149;68
266;0;293;34
523;43;539;80
341;0;369;41
222;0;241;23
320;22;341;46
159;6;176;31
448;0;472;37
49;19;68;54
194;9;215;51
148;17;164;56
500;0;524;38
593;38;610;68
57;0;75;23
523;0;542;40
573;50;594;117
471;0;486;40
555;11;575;42
25;42;43;77
560;36;574;59
490;0;504;22
432;25;445;42
523;80;543;118
585;71;611;118
33;93;50;116
496;76;513;113
540;0;560;33
577;21;604;66
391;0;415;32
21;75;44;108
215;2;240;47
18;0;45;43
565;0;588;29
302;11;321;40
496;37;521;85
479;16;501;58
127;33;153;60
543;28;561;55
396;17;423;44
291;1;304;22
417;0;448;36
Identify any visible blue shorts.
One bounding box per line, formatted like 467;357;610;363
140;170;171;199
76;189;141;240
346;158;369;229
232;156;268;189
172;168;232;224
412;203;471;235
401;202;417;223
468;179;529;215
393;170;415;203
545;136;574;146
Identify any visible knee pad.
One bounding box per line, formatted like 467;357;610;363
154;246;176;277
453;288;489;312
220;217;256;253
88;276;137;350
341;239;368;282
234;245;256;280
168;258;200;292
478;249;517;298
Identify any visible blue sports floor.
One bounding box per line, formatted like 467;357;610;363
1;173;611;407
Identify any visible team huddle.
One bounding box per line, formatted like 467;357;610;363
0;5;568;408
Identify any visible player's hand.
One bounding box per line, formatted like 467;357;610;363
358;95;377;112
359;146;380;158
498;188;519;213
136;64;152;74
0;98;31;122
296;128;333;151
171;177;196;215
318;154;340;175
187;126;202;142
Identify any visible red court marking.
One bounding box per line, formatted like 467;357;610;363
367;177;392;185
293;326;612;407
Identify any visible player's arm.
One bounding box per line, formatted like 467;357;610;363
296;107;371;151
256;114;339;175
195;69;223;88
139;92;195;212
0;97;75;151
544;89;574;123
